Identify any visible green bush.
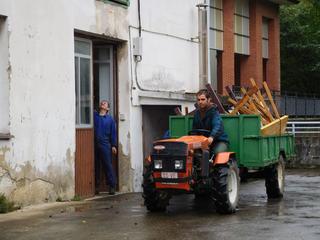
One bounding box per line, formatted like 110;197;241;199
71;195;81;201
56;196;63;202
0;193;15;213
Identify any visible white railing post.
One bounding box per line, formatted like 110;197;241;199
292;123;295;136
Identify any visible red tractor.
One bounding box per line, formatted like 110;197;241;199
142;130;240;214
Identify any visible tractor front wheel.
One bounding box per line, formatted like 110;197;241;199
211;159;240;214
142;164;171;212
265;156;285;199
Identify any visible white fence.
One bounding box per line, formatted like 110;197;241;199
287;121;320;135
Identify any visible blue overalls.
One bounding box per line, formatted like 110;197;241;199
94;111;117;188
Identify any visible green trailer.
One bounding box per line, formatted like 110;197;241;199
169;114;295;169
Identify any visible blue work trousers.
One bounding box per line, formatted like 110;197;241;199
211;141;229;155
95;143;116;188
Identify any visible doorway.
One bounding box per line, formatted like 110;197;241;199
93;44;118;193
142;105;179;160
74;36;118;197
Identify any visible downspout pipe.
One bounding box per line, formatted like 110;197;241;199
197;3;208;89
138;0;142;37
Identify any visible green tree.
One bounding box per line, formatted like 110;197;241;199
280;0;320;95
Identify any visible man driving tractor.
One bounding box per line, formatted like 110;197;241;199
142;89;240;214
193;89;229;155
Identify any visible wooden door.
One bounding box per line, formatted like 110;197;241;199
74;38;95;197
75;129;94;197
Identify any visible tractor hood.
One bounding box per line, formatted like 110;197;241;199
155;136;209;151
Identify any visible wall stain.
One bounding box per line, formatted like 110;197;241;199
0;146;11;178
118;43;128;62
0;147;75;206
95;1;129;41
118;143;133;192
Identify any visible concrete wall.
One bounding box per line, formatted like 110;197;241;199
288;135;320;168
0;0;81;205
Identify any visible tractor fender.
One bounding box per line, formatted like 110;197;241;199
214;152;235;165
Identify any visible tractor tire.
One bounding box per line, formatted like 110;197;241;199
265;155;285;199
194;191;210;200
211;159;240;214
239;167;248;183
142;164;171;212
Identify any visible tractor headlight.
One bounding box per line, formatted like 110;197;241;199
154;160;163;169
174;160;184;170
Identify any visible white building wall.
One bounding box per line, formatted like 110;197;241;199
0;0;78;205
129;0;199;93
0;0;201;204
0;0;131;205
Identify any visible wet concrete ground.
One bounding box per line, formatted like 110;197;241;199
1;169;320;240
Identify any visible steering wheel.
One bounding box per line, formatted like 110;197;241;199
188;129;211;137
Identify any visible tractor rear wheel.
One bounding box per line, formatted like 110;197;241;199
142;164;171;212
211;159;240;214
265;156;285;198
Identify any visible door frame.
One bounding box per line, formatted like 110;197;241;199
74;30;123;195
93;43;119;192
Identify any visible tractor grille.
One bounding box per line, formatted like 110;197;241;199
152;155;187;172
151;142;188;172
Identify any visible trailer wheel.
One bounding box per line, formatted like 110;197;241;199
265;155;285;199
142;164;171;212
211;159;240;214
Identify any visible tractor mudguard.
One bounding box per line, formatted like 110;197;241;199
214;152;235;165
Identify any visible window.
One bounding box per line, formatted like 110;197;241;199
263;58;268;82
209;1;223;91
93;46;114;117
0;16;9;134
209;0;223;50
234;54;241;87
74;39;93;127
262;18;269;82
262;18;269;59
234;0;250;55
102;0;129;6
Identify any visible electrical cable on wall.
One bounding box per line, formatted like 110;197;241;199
130;0;199;95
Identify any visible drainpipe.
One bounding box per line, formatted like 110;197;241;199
197;3;208;89
138;0;142;37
